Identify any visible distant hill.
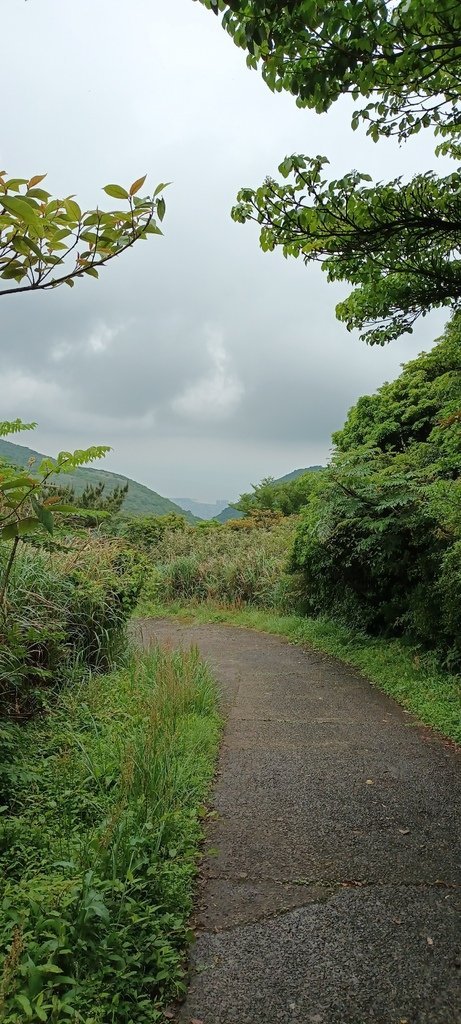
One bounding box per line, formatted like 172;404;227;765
174;497;230;521
276;466;324;484
215;505;244;523
215;466;325;522
0;439;195;521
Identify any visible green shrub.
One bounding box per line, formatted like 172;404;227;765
291;456;460;666
109;512;188;551
436;540;461;668
0;538;144;718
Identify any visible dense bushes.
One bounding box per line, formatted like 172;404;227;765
291;315;461;667
0;647;220;1023
0;538;144;717
0;439;222;1022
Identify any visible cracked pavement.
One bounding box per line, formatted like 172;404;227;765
137;619;461;1024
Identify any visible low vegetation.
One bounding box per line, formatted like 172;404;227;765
0;424;220;1022
0;538;143;717
0;646;220;1023
137;513;300;611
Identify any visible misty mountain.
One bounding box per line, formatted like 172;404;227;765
0;438;195;521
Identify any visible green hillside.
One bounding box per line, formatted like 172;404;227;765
0;439;194;520
215;466;325;522
276;466;323;484
215;505;244;523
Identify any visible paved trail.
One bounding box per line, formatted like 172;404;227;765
137;618;461;1024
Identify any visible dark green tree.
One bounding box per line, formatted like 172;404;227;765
290;315;461;662
50;480;130;528
333;312;461;475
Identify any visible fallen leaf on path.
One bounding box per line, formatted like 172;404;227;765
163;1013;174;1020
427;936;434;946
398;828;410;835
365;779;374;785
190;1019;204;1024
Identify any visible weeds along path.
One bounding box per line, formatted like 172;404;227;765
137;618;461;1024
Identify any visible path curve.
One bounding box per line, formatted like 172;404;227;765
137;618;461;1024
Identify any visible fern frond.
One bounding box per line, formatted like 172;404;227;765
0;419;37;438
39;446;111;476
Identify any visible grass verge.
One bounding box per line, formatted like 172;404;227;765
138;601;461;745
0;646;221;1023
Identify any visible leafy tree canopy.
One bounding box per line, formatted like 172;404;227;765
47;480;129;528
233;469;325;515
199;1;461;147
197;0;461;344
333;311;461;476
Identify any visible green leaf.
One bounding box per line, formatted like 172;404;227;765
31;495;54;534
50;504;85;514
157;197;166;222
64;198;82;220
1;523;19;540
4;178;28;191
17;517;45;537
1;194;41;228
15;995;33;1018
0;419;36;437
0;475;36;491
103;184;129;200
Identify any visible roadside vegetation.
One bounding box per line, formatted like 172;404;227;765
0;647;220;1023
137;315;461;743
0;424;220;1023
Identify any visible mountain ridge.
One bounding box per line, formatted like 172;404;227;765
174;497;229;521
0;438;195;521
214;466;325;522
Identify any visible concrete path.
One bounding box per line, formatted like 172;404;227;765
137;618;461;1024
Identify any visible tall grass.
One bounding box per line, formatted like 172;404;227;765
139;518;300;611
0;646;221;1022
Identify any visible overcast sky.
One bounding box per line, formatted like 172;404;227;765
0;0;451;500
